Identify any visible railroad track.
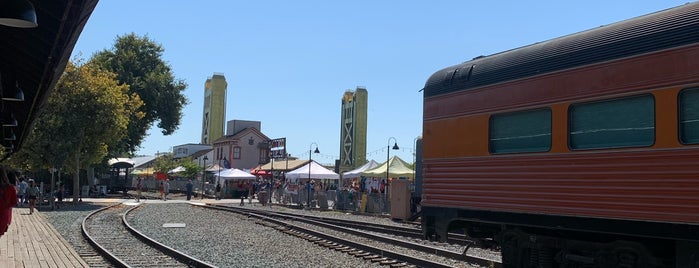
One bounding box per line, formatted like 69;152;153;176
82;204;215;268
202;204;501;268
237;205;479;246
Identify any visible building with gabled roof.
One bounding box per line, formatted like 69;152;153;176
213;121;270;170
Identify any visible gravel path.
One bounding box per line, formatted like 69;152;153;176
127;203;384;268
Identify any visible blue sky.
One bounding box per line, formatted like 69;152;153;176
70;0;692;166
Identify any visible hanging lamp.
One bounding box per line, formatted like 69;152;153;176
2;81;25;102
0;0;38;28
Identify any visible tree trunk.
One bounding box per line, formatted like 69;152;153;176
72;151;80;204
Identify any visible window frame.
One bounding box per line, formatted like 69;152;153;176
488;108;552;154
233;146;241;159
568;94;655;151
678;88;699;145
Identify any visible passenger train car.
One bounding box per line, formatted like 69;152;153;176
420;3;699;267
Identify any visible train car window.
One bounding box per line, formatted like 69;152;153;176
489;109;551;154
679;88;699;144
569;95;654;150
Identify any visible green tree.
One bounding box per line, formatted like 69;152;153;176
152;154;178;176
90;33;188;156
17;60;144;203
152;154;200;179
177;158;201;179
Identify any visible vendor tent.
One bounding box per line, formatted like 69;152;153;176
342;160;380;179
285;161;339;181
251;164;271;177
131;167;155;176
214;168;256;181
155;172;168;180
361;156;414;179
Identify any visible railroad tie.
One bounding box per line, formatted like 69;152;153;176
363;254;381;260
330;245;345;250
340;247;354;253
353;252;371;257
380;259;399;265
347;250;364;255
371;257;389;263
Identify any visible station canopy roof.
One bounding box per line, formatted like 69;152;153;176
0;0;98;155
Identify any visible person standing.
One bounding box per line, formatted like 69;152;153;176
248;182;255;205
306;180;312;208
0;167;17;237
26;180;39;214
158;181;164;200
185;179;194;200
135;178;143;202
215;183;221;200
162;179;170;201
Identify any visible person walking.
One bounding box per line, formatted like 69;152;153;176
55;183;64;209
136;178;143;202
215;183;221;200
0;167;17;238
26;180;39;214
239;182;246;206
186;179;194;200
162;179;170;201
17;177;27;207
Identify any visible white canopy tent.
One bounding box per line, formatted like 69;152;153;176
285;161;339;181
214;168;256;181
167;166;185;174
342;160;380;179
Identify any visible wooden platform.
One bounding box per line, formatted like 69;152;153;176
0;207;88;268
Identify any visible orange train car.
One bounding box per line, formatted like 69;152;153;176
420;3;699;267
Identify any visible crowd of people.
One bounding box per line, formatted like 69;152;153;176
0;166;52;238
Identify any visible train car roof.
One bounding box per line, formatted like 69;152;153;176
422;2;699;98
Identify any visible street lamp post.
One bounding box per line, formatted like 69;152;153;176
308;142;320;208
385;137;399;213
201;155;208;199
386;137;399;180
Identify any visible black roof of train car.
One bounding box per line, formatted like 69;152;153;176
422;2;699;98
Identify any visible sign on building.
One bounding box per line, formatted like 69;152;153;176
270;138;286;159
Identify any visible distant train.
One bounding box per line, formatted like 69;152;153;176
420;3;699;267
